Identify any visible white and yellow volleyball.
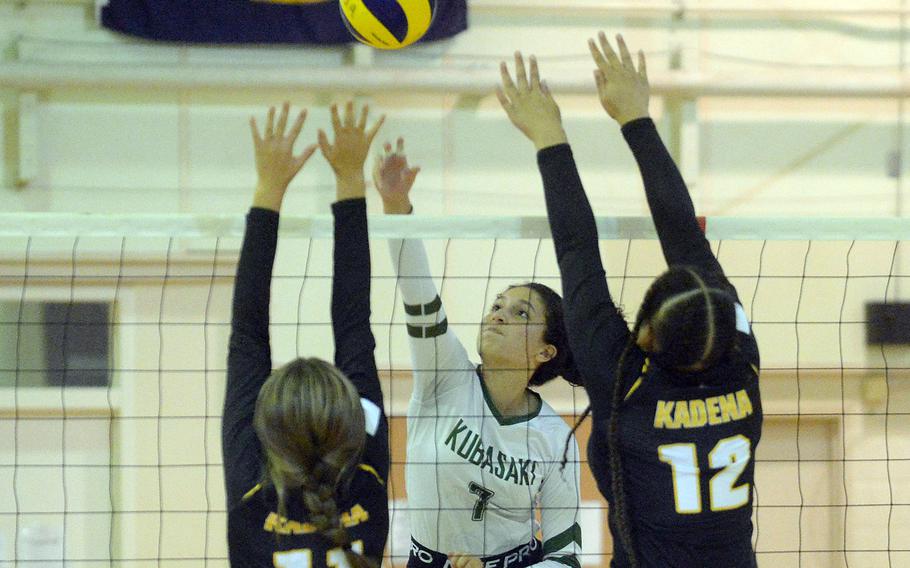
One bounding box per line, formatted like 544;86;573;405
340;0;436;50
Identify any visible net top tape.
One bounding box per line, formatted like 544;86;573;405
2;214;910;241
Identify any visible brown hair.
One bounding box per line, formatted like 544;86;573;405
253;357;372;568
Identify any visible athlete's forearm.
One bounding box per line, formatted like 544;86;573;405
230;207;278;353
388;237;473;398
223;207;277;509
538;144;630;414
622;118;723;277
538;144;600;260
226;208;277;402
331;198;382;406
388;238;440;306
388;238;450;344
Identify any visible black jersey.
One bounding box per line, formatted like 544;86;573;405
223;202;390;567
538;119;761;568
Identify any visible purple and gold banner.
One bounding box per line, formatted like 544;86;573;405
100;0;466;45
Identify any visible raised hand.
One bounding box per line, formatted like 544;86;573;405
588;32;650;126
496;52;568;151
318;101;385;201
250;102;317;212
372;137;420;214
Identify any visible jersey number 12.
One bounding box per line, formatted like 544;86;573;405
658;434;751;514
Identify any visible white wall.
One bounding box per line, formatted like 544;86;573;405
1;1;910;567
2;0;910;218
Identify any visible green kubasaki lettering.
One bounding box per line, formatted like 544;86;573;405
443;420;538;486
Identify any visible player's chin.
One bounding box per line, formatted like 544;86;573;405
477;336;499;361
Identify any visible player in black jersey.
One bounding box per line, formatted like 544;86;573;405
223;101;388;568
497;36;761;568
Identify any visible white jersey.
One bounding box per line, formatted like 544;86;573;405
390;239;582;568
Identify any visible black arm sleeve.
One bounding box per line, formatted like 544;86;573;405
331;198;383;406
538;144;634;417
223;207;278;510
622;118;736;296
331;198;389;479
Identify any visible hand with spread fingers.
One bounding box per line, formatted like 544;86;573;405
496;51;568;151
250;102;318;212
318;101;386;201
588;32;650;126
372;137;421;214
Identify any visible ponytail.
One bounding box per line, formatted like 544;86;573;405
606;334;641;568
299;464;374;568
254;357;374;567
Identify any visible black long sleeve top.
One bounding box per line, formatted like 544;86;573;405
539;119;761;568
224;201;389;567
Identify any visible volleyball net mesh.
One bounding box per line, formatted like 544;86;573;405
0;213;908;567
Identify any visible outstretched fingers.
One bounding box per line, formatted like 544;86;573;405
330;104;342;134
249;117;263;148
588;38;609;72
250;103;316;207
638;49;648;82
287;109;308;144
405;165;421;185
514;51;529;92
588;34;651;125
343;100;355;128
275;101;290;138
529;55;541;91
495;86;512;113
357;104;369;130
499;61;518;100
251;103;308;152
617;34;634;70
598;30;622;69
365;113;386;146
317;128;332;158
593;69;607;97
264;105;276;139
294;143;318;173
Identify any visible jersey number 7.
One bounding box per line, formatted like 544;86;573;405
468;481;495;521
657;434;751;514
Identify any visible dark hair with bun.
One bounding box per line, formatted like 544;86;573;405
508;283;583;387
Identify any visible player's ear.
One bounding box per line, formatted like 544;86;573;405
537;344;557;364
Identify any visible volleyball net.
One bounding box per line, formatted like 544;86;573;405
0;213;908;567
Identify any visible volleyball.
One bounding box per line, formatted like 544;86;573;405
340;0;436;50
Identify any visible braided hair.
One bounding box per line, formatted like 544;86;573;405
254;357;374;568
644;268;737;372
564;266;738;566
605;325;644;568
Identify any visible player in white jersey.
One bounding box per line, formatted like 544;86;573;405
374;140;584;568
